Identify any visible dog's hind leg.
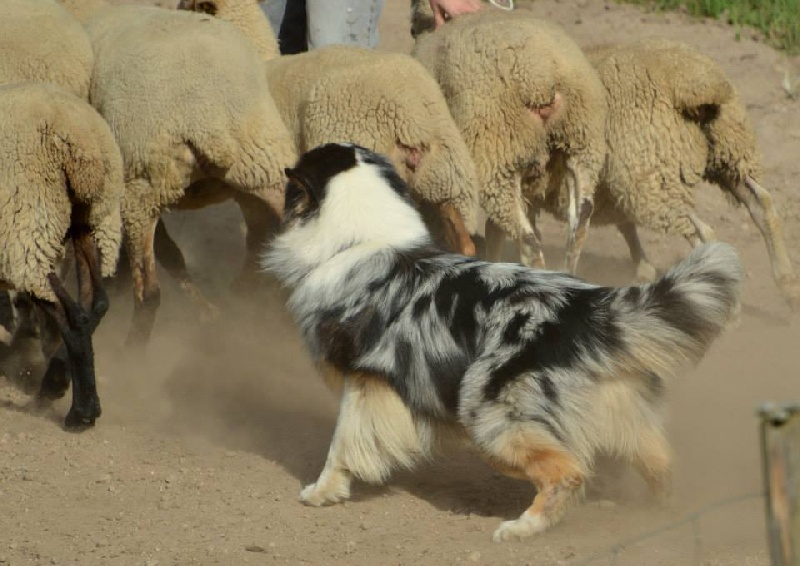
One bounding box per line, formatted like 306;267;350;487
631;425;673;505
300;373;427;507
488;443;585;542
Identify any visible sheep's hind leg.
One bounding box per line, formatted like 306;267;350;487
438;203;476;256
153;219;220;321
617;221;658;282
38;231;108;404
484;219;508;263
73;229;110;332
125;215;161;350
520;217;546;269
33;272;101;429
0;292;53;395
231;192;281;293
36;335;69;402
562;163;594;275
731;178;800;310
685;212;717;247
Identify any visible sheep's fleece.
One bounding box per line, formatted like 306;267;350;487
0;82;123;302
0;0;94;98
413;9;607;246
80;3;295;222
264;45;478;229
584;39;753;230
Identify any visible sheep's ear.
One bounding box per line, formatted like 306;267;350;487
195;0;218;15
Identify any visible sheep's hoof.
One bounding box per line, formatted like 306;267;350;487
64;398;101;430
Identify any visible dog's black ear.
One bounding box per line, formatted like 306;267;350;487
285;167;320;209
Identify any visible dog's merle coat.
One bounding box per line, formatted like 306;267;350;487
264;143;743;540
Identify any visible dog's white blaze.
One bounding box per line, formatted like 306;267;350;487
321;155;430;250
264;155;430;286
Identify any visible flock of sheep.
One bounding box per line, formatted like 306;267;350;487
0;0;798;429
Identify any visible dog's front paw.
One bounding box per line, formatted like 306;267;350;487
299;478;350;507
492;513;548;542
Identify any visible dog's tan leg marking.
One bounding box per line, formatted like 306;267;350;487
300;373;424;507
492;447;585;542
484;457;529;482
632;427;673;505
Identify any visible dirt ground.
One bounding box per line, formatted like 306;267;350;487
2;1;799;564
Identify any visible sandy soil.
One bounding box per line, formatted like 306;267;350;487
1;1;799;564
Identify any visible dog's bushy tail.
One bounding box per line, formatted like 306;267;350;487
611;242;743;381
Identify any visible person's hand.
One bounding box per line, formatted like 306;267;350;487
429;0;483;29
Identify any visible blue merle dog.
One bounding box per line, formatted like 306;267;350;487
263;142;743;541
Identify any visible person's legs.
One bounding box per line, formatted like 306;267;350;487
277;0;308;54
306;0;386;49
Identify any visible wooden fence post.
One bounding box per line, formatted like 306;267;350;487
758;403;800;566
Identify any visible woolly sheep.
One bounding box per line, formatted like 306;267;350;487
0;0;93;99
177;0;479;256
58;0;298;348
412;6;608;274
0;0;117;421
575;39;800;308
0;82;124;427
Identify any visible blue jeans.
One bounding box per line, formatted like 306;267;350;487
260;0;386;51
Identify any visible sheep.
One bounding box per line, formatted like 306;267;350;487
58;0;298;348
412;4;799;307
0;0;94;99
411;6;608;274
176;0;479;257
0;81;124;427
572;38;800;308
0;0;108;413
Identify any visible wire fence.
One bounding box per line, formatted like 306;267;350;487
759;403;800;566
572;491;765;565
573;402;800;566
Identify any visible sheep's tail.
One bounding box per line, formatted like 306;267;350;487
56;95;125;279
608;242;743;382
634;39;735;113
